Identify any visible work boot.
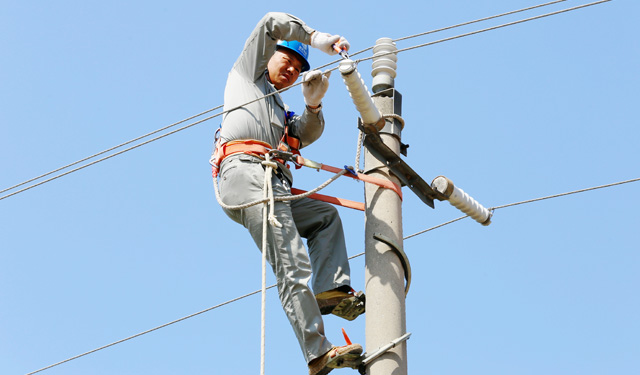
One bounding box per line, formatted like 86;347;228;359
308;343;363;375
316;287;365;321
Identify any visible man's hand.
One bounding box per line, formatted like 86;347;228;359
311;32;350;56
302;70;331;108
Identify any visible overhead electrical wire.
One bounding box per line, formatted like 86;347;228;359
1;113;220;201
404;177;640;240
355;0;612;64
0;105;223;197
392;0;568;43
17;1;622;373
25;175;639;375
0;0;607;202
24;286;275;375
0;89;283;201
337;0;570;61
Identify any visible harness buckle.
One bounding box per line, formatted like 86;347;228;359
268;149;299;165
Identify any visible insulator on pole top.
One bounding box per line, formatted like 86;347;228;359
371;37;398;93
339;59;384;130
431;176;492;226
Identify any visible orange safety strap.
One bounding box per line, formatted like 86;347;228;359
317;163;403;200
289;161;403;211
290;188;365;211
211;138;403;206
277;125;302;169
211;139;275;178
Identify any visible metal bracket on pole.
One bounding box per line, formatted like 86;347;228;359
373;233;411;296
360;117;438;209
356;332;412;375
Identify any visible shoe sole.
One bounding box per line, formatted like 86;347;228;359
327;353;362;369
331;294;366;321
312;355;361;375
314;368;333;375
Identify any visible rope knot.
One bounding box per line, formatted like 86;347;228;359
261;160;278;169
268;214;282;228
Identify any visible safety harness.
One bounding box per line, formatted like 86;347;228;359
277;111;302;162
211;111;403;210
211;111;301;178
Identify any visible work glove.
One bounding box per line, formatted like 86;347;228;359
302;70;331;108
310;32;350;56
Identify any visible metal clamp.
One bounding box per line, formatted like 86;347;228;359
373;233;411;296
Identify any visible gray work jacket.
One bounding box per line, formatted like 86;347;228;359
217;12;324;184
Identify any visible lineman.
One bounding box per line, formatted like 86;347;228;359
211;12;364;375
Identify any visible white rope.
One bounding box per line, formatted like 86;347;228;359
262;159;282;228
382;113;405;129
259;156;274;375
213;154;348;375
355;130;364;173
354;113;403;173
213;160;349;211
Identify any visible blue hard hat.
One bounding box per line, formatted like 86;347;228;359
276;40;310;72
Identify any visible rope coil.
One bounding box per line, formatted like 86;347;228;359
382;113;405;129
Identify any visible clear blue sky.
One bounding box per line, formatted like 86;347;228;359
2;1;638;374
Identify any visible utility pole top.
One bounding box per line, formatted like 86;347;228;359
363;38;409;375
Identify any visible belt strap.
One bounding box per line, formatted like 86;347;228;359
211;139;288;178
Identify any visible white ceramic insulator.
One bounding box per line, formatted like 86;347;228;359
339;59;382;125
432;176;492;226
371;37;398;93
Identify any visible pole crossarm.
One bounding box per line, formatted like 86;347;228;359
360;118;439;208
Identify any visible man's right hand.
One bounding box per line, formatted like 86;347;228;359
311;32;350;56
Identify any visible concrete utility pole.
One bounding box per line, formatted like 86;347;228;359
339;37;443;375
339;37;493;375
363;38;408;375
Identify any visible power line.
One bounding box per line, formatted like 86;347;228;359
356;0;612;64
392;0;568;43
25;286;275;375
15;1;624;371
404;177;640;240
313;0;570;72
0;89;283;201
0;0;610;202
24;175;639;375
0;105;223;197
490;177;640;210
0;112;220;201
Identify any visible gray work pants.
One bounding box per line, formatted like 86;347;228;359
218;154;351;363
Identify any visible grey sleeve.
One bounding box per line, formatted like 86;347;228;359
233;12;315;83
290;108;325;148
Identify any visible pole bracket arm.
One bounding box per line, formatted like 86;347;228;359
360;119;439;208
356;332;412;374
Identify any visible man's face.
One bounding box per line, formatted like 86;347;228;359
267;49;303;90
